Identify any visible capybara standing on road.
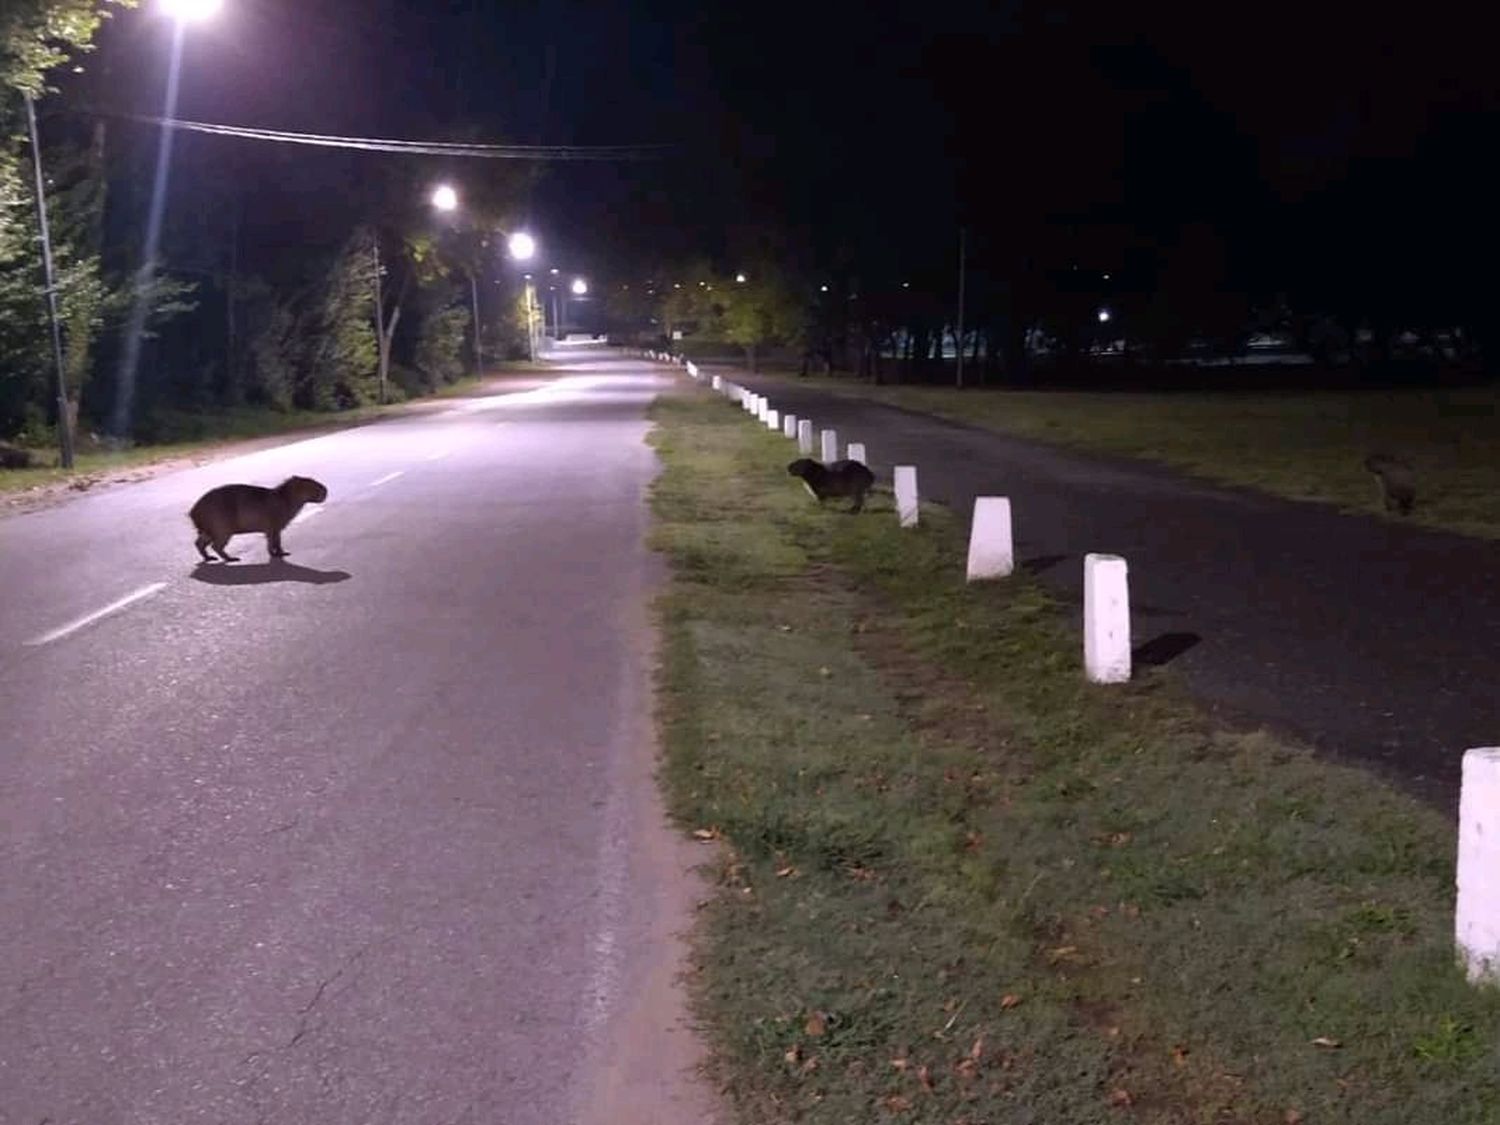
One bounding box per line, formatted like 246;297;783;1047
189;476;328;562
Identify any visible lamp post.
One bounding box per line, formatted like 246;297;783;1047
22;94;72;468
506;232;537;362
428;185;482;376
111;0;222;436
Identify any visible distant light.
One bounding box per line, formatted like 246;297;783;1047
1097;308;1112;323
735;273;747;284
1103;273;1111;281
507;232;536;261
820;284;829;293
160;0;221;21
902;282;910;289
431;184;459;212
571;277;588;296
550;268;559;275
673;283;681;289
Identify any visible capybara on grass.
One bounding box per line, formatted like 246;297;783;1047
787;458;876;513
1364;452;1416;515
189;476;328;562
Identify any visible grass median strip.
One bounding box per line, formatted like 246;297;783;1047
649;389;1500;1123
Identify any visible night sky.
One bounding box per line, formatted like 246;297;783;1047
80;0;1499;303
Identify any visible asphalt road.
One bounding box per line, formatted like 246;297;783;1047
0;354;712;1123
713;363;1500;809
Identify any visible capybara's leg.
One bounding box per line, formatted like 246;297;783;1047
194;532;214;562
212;536;239;562
267;529;288;558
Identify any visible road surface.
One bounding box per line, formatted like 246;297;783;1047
713;363;1500;809
0;352;714;1124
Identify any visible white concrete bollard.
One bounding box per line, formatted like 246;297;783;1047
847;442;866;464
767;409;780;430
797;420;815;456
820;429;838;463
759;399;770;422
1458;747;1500;985
711;375;722;391
966;497;1015;581
783;414;798;439
894;465;919;527
1083;554;1131;684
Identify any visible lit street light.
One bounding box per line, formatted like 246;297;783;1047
571;277;588;296
113;0;222;437
431;184;458;212
735;273;747;284
507;231;536;261
160;0;222;19
1098;308;1112;323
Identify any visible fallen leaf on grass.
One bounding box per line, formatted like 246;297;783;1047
1310;1037;1343;1049
963;831;984;852
691;827;719;842
1000;993;1023;1010
1108;1088;1134;1108
805;1011;828;1037
890;1056;910;1072
818;666;832;678
1046;945;1079;963
883;1094;913;1113
1171;1044;1189;1067
784;1045;802;1065
775;865;799;878
1285;1111;1304;1125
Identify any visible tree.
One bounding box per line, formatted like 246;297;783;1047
304;231;379;408
719;269;805;371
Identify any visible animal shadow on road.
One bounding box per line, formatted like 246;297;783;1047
190;560;352;586
1132;631;1202;668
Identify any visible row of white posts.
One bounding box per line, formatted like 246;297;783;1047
664;352;1500;990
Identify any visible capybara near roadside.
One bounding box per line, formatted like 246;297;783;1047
787;457;876;513
189;476;328;562
1364;452;1416;515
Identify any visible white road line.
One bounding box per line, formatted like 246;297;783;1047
425;449;452;462
369;471;404;488
24;582;168;647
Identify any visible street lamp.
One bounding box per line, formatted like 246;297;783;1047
113;0;223;437
425;187;480;374
735;272;747;284
507;233;539;361
1098;308;1112;323
507;231;536;262
160;0;222;18
571;277;588;296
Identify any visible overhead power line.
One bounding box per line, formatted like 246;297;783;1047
87;111;673;161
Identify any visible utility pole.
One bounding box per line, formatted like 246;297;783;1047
470;270;483;376
372;234;388;405
955;226;967;389
24;93;74;469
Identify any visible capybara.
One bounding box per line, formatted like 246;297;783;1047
189;476;328;562
787;457;876;513
1364;452;1416;515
